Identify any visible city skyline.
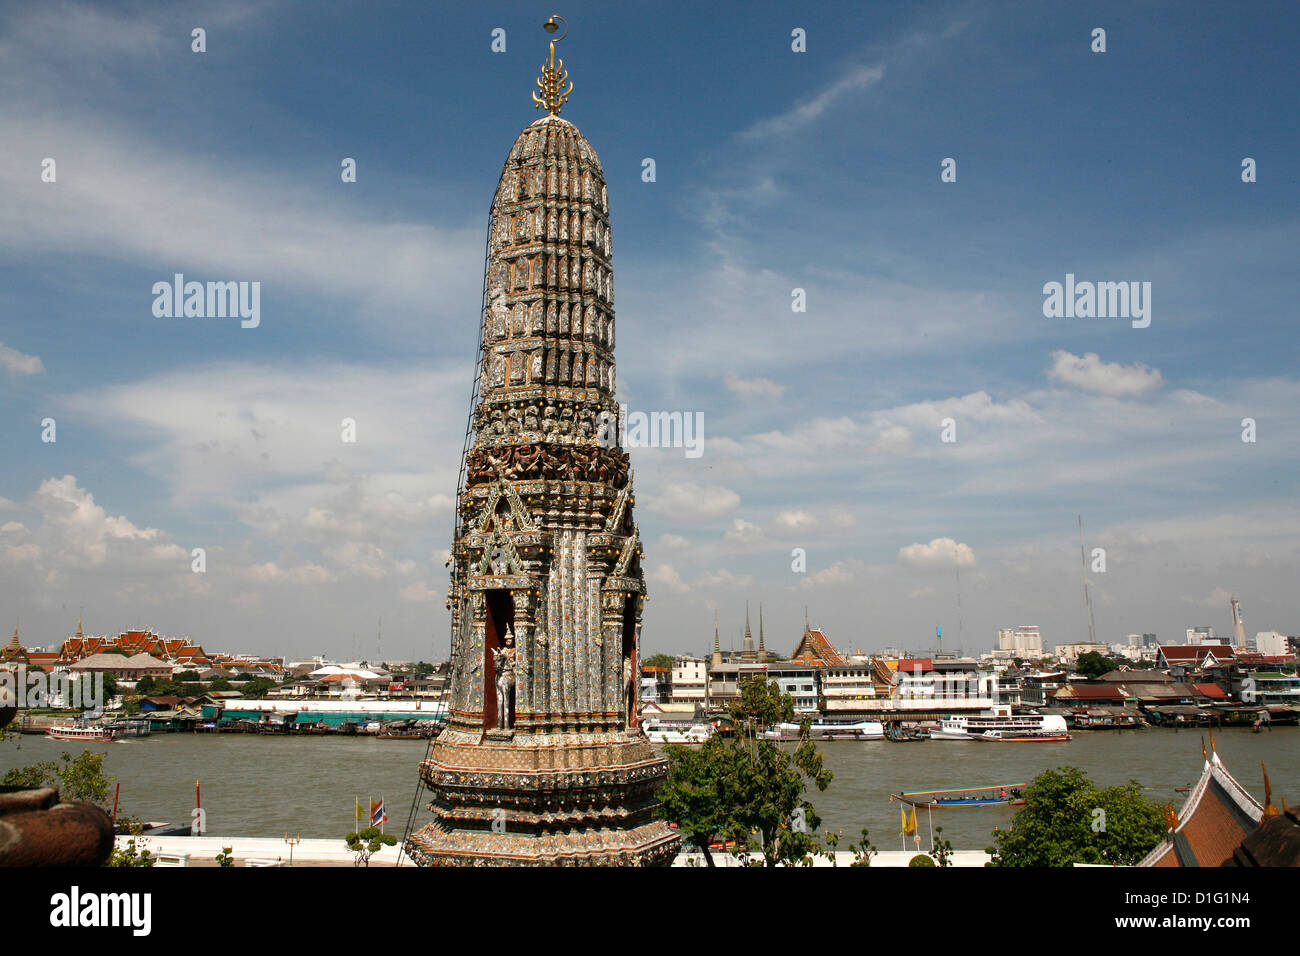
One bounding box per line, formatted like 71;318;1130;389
2;1;1298;661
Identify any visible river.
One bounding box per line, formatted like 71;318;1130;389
3;727;1295;851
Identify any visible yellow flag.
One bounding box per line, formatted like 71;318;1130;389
900;805;908;835
355;798;364;822
907;807;917;835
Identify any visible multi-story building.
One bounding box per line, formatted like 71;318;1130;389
996;625;1043;658
1186;626;1216;645
821;662;881;712
1020;670;1067;708
670;656;708;705
1255;631;1292;657
1053;642;1109;664
765;662;821;713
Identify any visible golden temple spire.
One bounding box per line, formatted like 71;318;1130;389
532;14;573;115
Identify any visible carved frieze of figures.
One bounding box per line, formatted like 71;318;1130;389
465;443;631;488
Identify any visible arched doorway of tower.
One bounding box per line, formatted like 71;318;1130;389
621;598;638;729
483;589;515;733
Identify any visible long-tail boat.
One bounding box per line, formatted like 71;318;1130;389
890;783;1027;809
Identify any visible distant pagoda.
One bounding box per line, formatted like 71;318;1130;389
406;16;679;866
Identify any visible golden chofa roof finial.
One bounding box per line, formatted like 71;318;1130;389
532;14;573;115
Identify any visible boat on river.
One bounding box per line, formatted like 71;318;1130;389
890;783;1027;809
973;729;1072;742
45;719;119;742
931;712;1069;741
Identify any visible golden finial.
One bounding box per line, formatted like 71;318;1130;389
1162;803;1180;832
1262;762;1279;817
532;15;573;115
1200;736;1208;762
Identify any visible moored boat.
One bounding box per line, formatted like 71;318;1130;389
890;783;1027;809
974;729;1071;742
644;721;713;744
931;711;1069;741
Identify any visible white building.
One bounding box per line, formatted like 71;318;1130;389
1052;642;1108;664
1186;626;1216;645
1255;631;1291;657
997;625;1044;658
670;656;708;704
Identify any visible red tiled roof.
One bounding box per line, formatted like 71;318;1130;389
1140;750;1264;868
896;658;934;674
1159;644;1235;661
1194;683;1229;700
789;628;846;667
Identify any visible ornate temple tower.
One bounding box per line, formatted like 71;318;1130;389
406;17;679;866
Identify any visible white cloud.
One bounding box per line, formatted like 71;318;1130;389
799;560;864;589
643;481;741;522
774;510;816;533
697;568;753;590
0;342;44;375
724;373;788;400
742;64;886;139
723;518;764;545
1047;350;1163;396
649;563;690;594
874;425;913;455
897;537;976;570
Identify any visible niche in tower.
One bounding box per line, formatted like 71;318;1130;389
621;597;638;729
483;589;516;732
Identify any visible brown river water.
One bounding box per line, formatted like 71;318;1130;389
3;727;1296;850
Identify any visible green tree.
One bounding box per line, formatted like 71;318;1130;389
987;766;1165;866
346;827;397;867
238;677;278;699
1075;652;1114;679
641;653;675;670
659;677;832;867
207;678;232;691
2;750;114;807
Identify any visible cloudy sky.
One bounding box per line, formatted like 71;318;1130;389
2;0;1297;662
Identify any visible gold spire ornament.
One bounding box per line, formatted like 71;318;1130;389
532;15;573;115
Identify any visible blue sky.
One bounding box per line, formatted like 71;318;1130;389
1;0;1297;661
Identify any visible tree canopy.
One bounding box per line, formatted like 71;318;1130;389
987;766;1166;866
659;677;831;867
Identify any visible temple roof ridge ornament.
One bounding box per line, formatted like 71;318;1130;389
532;15;573;116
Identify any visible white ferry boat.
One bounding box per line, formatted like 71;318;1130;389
931;712;1069;741
759;718;886;740
809;718;885;739
45;720;119;742
643;721;713;744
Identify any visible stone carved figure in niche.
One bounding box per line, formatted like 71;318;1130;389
490;545;507;574
522;404;540;433
492;356;505;387
542;405;558;434
541;444;565;477
623;625;638;730
514;443;542;477
559;406;575;435
505;406;522;434
530;352;542;381
493;627;517;730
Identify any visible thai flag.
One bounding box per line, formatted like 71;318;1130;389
370;798;387;828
